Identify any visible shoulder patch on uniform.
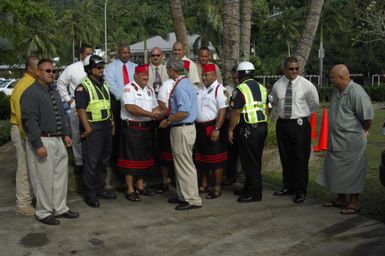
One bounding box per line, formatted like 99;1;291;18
124;88;130;93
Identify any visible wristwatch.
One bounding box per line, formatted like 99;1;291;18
214;126;220;131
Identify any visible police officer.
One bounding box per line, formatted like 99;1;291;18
227;61;268;203
75;55;117;208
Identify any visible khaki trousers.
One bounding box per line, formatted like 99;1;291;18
11;125;33;208
170;125;201;206
26;137;69;219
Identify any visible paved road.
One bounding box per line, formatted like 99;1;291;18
0;143;384;256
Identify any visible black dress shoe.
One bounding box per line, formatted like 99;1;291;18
97;191;117;199
39;215;60;225
234;188;249;196
55;210;80;219
167;197;186;204
237;195;262;203
175;203;202;211
294;193;305;203
155;184;169;194
85;199;100;208
273;188;295;196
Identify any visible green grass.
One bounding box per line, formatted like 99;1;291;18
263;102;385;221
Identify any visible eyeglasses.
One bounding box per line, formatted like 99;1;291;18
288;67;299;71
151;54;161;57
40;69;56;74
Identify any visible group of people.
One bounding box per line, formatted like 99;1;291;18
10;40;374;225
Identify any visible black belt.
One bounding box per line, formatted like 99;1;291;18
278;118;305;123
125;120;153;127
239;122;267;128
41;132;63;137
170;122;194;128
195;119;215;127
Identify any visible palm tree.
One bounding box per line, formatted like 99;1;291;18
60;0;102;62
222;0;240;85
294;0;324;73
240;0;252;61
170;0;189;54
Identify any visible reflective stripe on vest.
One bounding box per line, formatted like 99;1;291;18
81;77;111;122
237;79;267;124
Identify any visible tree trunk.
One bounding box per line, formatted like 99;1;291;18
240;0;252;61
294;0;324;74
222;0;240;85
169;0;190;55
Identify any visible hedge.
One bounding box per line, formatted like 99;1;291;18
318;84;385;102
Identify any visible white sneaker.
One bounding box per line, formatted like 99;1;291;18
16;205;36;216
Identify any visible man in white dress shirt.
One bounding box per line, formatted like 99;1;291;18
271;57;319;203
57;44;93;193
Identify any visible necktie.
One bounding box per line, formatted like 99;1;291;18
48;87;63;134
123;64;129;85
155;67;161;84
283;80;292;118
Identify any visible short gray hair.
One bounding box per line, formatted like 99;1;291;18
166;56;184;72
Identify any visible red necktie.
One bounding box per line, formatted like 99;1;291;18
123;64;129;85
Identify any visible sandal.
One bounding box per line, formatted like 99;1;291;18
125;192;141;202
199;187;208;193
206;190;221;199
322;201;347;208
340;206;360;215
136;188;155;197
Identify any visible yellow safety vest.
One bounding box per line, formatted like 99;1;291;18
81;77;111;122
237;79;267;124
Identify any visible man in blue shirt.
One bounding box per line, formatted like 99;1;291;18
105;43;137;185
159;57;202;211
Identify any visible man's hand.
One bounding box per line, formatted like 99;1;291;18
64;136;72;147
36;146;48;158
210;129;220;142
228;130;234;144
151;109;163;120
81;127;93;138
159;119;169;128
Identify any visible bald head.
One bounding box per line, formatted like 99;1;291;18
25;56;39;78
173;41;185;58
330;64;351;89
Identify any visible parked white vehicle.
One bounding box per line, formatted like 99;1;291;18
0;79;17;96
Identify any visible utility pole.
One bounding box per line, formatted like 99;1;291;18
318;26;324;87
104;0;109;62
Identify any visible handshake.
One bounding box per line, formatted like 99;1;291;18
151;107;165;120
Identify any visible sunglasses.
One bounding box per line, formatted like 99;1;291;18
288;67;299;71
94;66;105;70
151;54;161;57
40;69;56;74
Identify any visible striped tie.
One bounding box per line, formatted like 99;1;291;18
48;87;63;134
284;80;292;119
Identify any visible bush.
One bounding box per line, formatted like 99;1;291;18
0;92;11;120
0;120;11;145
318;84;385;102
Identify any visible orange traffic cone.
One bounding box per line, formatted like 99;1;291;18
317;108;329;151
311;112;320;152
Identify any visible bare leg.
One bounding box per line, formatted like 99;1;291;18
125;175;135;194
213;168;223;194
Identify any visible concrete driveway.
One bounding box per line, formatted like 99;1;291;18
0;142;384;256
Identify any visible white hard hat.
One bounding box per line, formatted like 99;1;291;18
237;61;255;75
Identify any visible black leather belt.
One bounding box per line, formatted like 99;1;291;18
278;118;303;123
125;120;153;127
170;122;194;128
41;132;63;137
195;120;215;127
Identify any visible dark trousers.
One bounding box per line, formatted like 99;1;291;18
276;118;311;194
82;122;113;201
237;123;267;198
111;97;121;166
